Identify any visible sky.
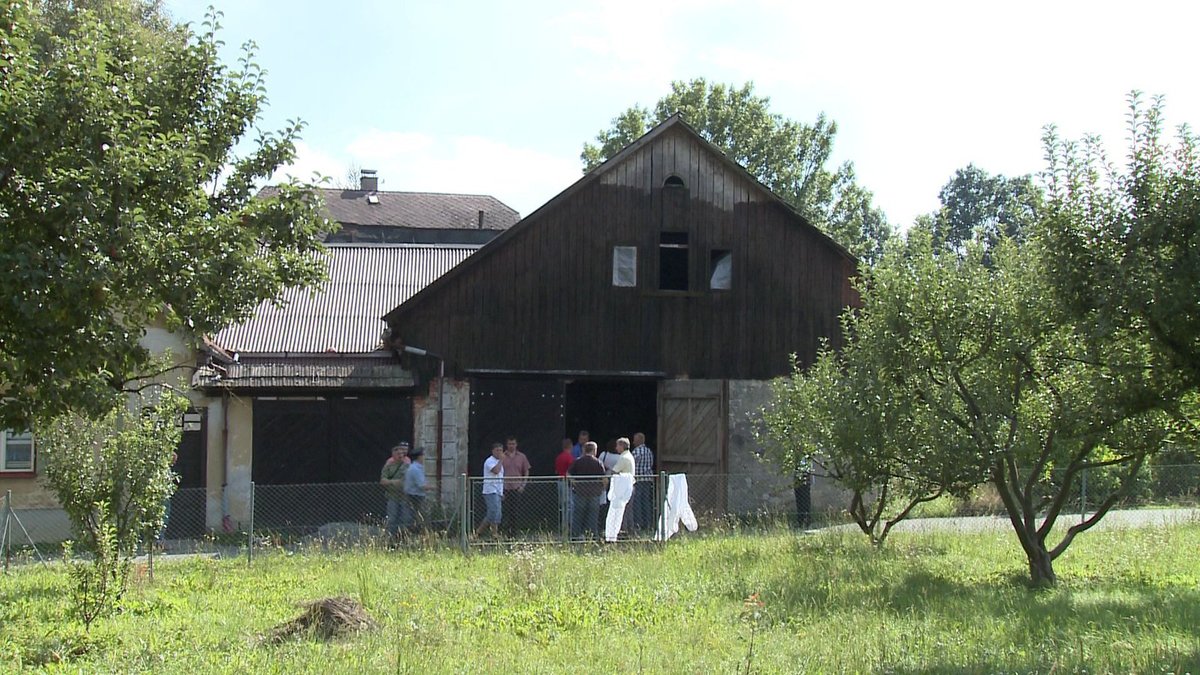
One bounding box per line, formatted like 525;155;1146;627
164;0;1200;226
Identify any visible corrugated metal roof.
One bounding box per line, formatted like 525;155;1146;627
214;244;477;353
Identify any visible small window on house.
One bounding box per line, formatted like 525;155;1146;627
710;249;732;290
664;175;686;189
1;430;34;473
659;232;689;291
612;246;637;287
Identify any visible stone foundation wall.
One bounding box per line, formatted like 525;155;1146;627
412;378;470;509
726;379;848;521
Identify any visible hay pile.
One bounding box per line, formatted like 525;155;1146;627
266;596;376;643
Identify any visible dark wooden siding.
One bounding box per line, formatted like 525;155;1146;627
389;126;856;381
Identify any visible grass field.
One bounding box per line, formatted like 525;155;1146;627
2;523;1198;673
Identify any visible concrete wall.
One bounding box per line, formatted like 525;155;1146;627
725;379;848;521
193;391;254;533
221;394;254;529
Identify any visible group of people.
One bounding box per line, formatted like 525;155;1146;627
473;430;656;541
380;441;427;537
382;431;656;542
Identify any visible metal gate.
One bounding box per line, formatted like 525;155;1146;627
658;379;726;514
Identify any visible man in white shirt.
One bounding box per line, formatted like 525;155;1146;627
611;437;635;476
475;442;505;539
605;437;637;541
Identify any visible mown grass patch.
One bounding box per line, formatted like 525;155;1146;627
2;525;1198;672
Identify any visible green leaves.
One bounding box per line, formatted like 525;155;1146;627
38;390;188;558
0;1;329;427
764;210;1173;580
1041;93;1200;391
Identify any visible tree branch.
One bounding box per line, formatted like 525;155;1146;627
1049;453;1148;559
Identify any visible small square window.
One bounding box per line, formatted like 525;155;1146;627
710;249;732;290
1;430;35;472
612;246;637;287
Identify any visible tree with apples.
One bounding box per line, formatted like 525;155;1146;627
0;0;330;429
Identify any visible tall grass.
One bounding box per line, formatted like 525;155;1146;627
2;525;1198;672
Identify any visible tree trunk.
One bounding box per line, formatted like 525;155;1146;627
1026;544;1057;587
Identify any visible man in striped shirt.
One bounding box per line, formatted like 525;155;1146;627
630;432;655;532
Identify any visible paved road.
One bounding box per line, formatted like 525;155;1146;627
822;507;1200;534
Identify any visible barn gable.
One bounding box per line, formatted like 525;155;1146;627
383;116;858;381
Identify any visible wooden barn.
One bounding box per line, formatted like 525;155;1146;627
384;115;859;513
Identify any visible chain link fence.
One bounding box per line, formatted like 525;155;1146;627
4;465;1199;567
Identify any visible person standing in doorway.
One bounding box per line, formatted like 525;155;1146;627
501;436;531;532
630;432;655;532
475;443;505;539
568;441;606;540
596;439;619;525
380;442;411;539
571;430;590;460
555;438;575;531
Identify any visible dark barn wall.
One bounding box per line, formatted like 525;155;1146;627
390;126;857;381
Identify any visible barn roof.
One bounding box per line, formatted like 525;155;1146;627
213;244;478;354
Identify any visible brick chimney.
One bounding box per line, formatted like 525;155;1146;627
360;169;379;192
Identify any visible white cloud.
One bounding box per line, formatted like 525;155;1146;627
276;133;580;218
272;141;345;186
549;0;734;90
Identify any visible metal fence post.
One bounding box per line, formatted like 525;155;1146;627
248;481;255;566
3;490;10;573
657;471;667;548
2;490;43;567
560;475;568;544
459;473;468;555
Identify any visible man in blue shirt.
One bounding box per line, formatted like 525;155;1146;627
402;446;428;532
571;430;590;460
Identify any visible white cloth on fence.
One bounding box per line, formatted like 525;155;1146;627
605;474;635;542
654;473;698;541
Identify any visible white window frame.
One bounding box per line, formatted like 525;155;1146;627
0;430;35;473
612;245;638;287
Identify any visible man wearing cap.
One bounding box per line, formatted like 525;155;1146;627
380;443;411;538
402;446;428;533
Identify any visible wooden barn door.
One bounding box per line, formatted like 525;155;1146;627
469;378;564;531
468;378;565;476
658;380;726;514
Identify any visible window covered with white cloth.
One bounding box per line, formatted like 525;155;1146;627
612;245;637;287
709;250;732;290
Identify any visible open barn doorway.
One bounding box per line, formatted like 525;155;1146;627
563;380;658;457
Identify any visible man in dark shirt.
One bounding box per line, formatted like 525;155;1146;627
567;441;606;540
